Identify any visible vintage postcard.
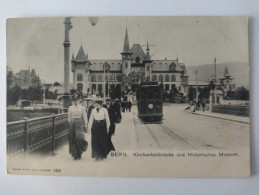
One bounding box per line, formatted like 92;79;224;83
6;16;250;177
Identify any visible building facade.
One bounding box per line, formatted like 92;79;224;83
7;66;41;89
71;28;189;98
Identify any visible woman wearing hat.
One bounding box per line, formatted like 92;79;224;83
88;99;110;160
68;93;88;160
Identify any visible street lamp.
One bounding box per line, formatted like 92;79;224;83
62;17;99;111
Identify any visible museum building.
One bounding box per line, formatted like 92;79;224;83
71;28;189;98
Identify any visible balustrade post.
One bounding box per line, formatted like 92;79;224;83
51;113;56;155
23;117;29;152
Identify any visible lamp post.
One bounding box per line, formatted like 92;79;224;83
42;80;46;105
195;69;198;103
103;64;106;103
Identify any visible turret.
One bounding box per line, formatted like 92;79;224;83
121;28;132;76
143;41;153;80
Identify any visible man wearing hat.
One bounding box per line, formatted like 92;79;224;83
88;98;110;161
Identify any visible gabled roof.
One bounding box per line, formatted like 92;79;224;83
75;45;87;61
151;60;184;72
89;60;122;71
17;69;30;78
130;44;145;62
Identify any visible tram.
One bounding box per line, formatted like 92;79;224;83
136;81;163;121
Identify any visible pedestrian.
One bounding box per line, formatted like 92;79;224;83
122;101;126;113
127;100;132;112
87;99;95;122
106;100;119;155
68;93;88;160
185;101;192;111
191;101;196;112
114;98;121;111
202;100;206;112
197;101;200;111
88;98;110;161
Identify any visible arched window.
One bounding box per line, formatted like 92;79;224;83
103;62;110;72
171;74;176;82
152;74;157;81
98;74;102;82
77;83;83;91
116;74;121;82
105;74;108;82
92;75;96;82
92;84;96;91
170;63;176;71
165;74;170;82
159;74;163;82
135;56;140;63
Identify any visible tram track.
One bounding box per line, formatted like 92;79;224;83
144;122;195;150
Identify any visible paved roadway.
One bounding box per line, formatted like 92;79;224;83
113;104;250;151
50;103;249;161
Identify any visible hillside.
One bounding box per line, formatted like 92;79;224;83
186;62;249;87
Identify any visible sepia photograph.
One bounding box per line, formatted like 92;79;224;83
6;16;250;177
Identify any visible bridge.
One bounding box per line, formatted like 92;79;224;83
7;113;69;156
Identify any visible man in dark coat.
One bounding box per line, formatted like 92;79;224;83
106;99;121;155
127;100;132;112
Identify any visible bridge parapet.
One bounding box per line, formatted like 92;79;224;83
7;113;69;156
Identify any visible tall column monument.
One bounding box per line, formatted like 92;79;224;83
62;17;73;111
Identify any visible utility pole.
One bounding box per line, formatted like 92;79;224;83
195;69;198;103
43;80;46;105
214;57;217;104
103;64;106;103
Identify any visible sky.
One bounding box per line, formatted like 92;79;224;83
6;16;248;83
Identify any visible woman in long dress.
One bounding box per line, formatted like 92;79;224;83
106;101;116;155
88;99;110;160
68;94;88;160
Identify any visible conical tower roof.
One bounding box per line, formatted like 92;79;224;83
224;66;231;77
75;45;87;61
122;28;131;53
144;41;152;61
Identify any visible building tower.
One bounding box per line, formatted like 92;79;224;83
143;41;153;80
121;28;132;76
71;45;91;95
220;66;234;94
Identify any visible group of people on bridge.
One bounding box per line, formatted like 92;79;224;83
68;93;121;161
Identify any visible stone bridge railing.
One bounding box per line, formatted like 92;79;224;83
7;113;69;156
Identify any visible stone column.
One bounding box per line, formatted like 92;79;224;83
62;17;73;111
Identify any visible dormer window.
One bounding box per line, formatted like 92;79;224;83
170;63;176;71
103;62;110;72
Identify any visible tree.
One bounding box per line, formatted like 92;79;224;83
45;89;57;99
7;86;22;105
235;87;249;100
27;86;43;101
226;90;236;99
188;87;196;101
198;86;210;100
7;69;13;89
53;81;61;86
